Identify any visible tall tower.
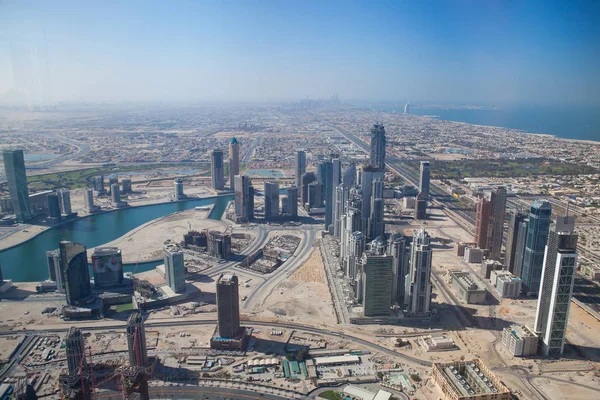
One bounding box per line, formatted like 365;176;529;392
47;193;61;219
58;188;72;215
505;210;527;273
174;178;185;200
360;164;384;231
419;161;430;199
332;158;342;188
333;184;349;239
229;137;240;190
234;175;254;223
405;229;433;316
369;124;386;172
318;160;334;230
521;199;552;296
60;241;91;305
389;235;409;305
263;181;280;220
295;150;306;189
163;242;185;293
300;172;316;207
342;162;356;186
216;273;241;338
111;183;121;204
84;188;95;211
211;149;225;190
65;327;87;375
286;186;298;219
93;175;105;194
361;251;394;317
488;186;507;260
534;215;577;357
513;219;529;279
127;311;148;366
2;150;31;222
474;194;491;250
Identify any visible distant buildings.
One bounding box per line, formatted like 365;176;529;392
419;161;430;199
295;150;306;189
333;184;349;239
405;229;433;316
234;175;254;223
93;175;105;194
57;188;72;215
163;241;185;293
521;199;552;296
210;149;225;190
174;178;185;200
415;191;427;220
111;183;120;204
126;311;148;367
369;124;386;172
229;137;240;190
91;247;124;287
285;186;298;219
60;241;91;305
264;181;280;220
83;188;99;213
300;172;316;207
389;235;409;305
318;159;334;230
46;249;63;292
535;215;578;357
122;178;132;194
2;149;31;222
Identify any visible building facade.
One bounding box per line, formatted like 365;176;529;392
234;175;254;223
362;252;394;317
163;242;185;293
60;241;91;305
419;161;431;198
405;229;433;316
2;150;31;222
263;181;280;220
211;149;225;190
521;199;552;296
369;124;386;172
295;150;306;189
229;137;240;190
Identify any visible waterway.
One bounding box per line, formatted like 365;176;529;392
0;195;234;282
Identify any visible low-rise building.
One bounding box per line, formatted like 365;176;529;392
496;274;522;298
418;335;456;351
432;359;511;400
450;270;487;304
464;247;483;264
501;324;538;357
480;259;503;279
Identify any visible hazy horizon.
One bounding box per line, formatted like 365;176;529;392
1;0;599;107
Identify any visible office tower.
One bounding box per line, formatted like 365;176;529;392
370;198;385;240
174;178;184;200
513;220;529;278
300;172;316;207
362;251;394;317
57;188;72;215
405;229;433;315
415;191;427;219
122;178;132;194
93;175;105;194
360;165;384;230
521;200;552;296
229;137;240;190
108;177;118;195
307;183;324;210
389;235;409;305
126;311;148;367
46;249;63;291
347;231;366;278
419;161;431;198
286;186;298;218
474;194;491;250
295;150;306;188
110;184;120;204
332;158;341;188
2;150;31;222
234;175;254;223
208;231;232;260
505;210;526;272
333;184;348;239
216;273;241;338
163;242;185;293
60;241;91;305
535;215;578;357
65;327;87;375
211;150;225;190
47;193;61;219
340;207;361;269
342;162;356;186
369;124;386;172
318;160;334;230
264;182;280;220
84;189;95;211
488;187;507;260
91;247;124;287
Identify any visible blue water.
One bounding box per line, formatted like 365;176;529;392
0;195;233;282
367;104;600;142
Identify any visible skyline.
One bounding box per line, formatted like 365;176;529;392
0;0;599;105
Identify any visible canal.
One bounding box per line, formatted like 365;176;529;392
0;195;234;282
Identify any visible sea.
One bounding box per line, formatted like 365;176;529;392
364;103;600;142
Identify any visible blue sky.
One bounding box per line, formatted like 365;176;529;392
0;0;598;104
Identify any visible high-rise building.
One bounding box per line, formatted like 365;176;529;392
415;191;427;220
405;229;433;316
369;124;386;172
216;273;241;338
333;184;348;239
58;188;72;215
286;186;298;218
108;176;119;194
347;231;366;279
60;241;91;305
111;183;121;204
126;311;148;366
318;160;334;230
163;242;185;293
389;235;409;305
332;158;342;188
91;247;124;287
362;250;394;317
65;327;87;375
474;194;491;250
2;150;31;222
342;162;356;186
93;175;105;194
264;181;280;220
488;187;507;260
360;164;384;231
211;150;225;190
521;199;552;296
47;193;61;219
300;172;316;207
419;161;431;199
229;137;240;190
207;231;232;260
513;220;529;278
83;188;96;212
295;150;306;189
307;183;324;210
340;207;362;271
46;249;63;291
174;178;184;200
535;215;578;357
122;178;132;194
369;179;385;239
234;175;254;223
505;210;527;273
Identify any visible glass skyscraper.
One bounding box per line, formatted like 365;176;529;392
369;124;386;172
521;199;552;296
2;150;31;222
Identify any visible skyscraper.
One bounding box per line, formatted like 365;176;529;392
369;124;386;172
300;172;316;207
93;175;105;194
513;220;529;279
111;183;121;204
163;242;185;293
60;241;91;305
234;175;254;223
405;229;433;316
286;186;298;219
369;198;385;240
419;161;431;198
534;215;578;357
333;184;349;239
342;162;356;186
521;199;552;296
122;178;132;194
127;311;148;366
505;210;526;273
360;164;384;231
332;158;342;188
65;327;87;375
474;194;492;250
263;181;280;220
389;235;409;305
211;150;225;190
83;188;96;212
216;273;241;338
318;160;334;230
341;207;362;272
58;188;72;215
2;150;31;222
362;251;394;317
229;137;240;190
295;150;306;189
488;187;507;260
415;191;428;220
47;193;61;219
174;178;184;200
46;249;63;291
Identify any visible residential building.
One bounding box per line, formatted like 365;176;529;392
405;229;433;316
234;175;254;223
521;199;552;296
2;150;31;222
47;193;61;219
58;188;72;215
419;161;431;198
211;149;225;190
295;150;306;189
474;194;491;250
318;160;334;230
285;186;298;218
487;187;507;260
229;137;240;190
362;251;394;317
264;181;280;220
163;241;185;293
505;210;526;273
369;123;386;172
174;178;184;200
415;191;427;219
60;241;91;305
502;324;538;357
389;235;409;305
216;273;241;338
513;220;529;278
